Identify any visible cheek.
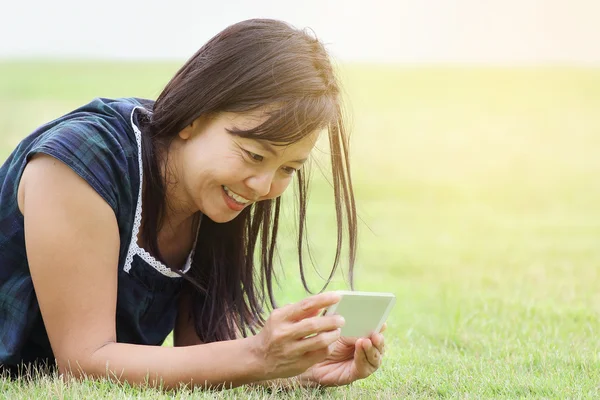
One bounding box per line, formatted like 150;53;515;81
267;178;293;198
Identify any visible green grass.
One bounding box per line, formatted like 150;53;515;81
2;61;600;398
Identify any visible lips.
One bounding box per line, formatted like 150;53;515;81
222;185;251;204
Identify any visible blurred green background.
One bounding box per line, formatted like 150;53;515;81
1;62;600;397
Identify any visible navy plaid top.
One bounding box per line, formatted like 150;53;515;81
0;98;197;370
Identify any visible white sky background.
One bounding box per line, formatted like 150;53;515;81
1;0;599;64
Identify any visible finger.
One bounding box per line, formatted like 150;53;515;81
302;344;333;367
353;338;373;378
379;323;388;333
362;338;382;369
371;333;385;355
286;292;341;322
294;328;341;354
293;314;345;339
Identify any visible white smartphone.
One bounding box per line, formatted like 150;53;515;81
323;290;396;338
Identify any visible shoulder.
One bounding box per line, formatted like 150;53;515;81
24;97;154;212
39;97;153;155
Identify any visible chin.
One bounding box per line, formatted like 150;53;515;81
210;215;238;224
204;209;243;224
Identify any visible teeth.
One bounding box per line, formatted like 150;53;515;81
223;186;250;204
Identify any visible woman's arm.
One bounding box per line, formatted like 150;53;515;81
174;289;322;390
19;155;265;389
20;154;342;390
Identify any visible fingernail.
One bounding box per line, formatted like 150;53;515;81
336;316;345;326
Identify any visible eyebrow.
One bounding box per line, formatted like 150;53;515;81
256;140;308;164
256;140;278;157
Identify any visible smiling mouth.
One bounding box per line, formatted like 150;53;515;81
222;185;251;205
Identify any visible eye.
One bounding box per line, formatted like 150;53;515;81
281;166;298;175
244;150;264;162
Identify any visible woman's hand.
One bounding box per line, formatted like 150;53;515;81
250;292;345;380
299;324;387;387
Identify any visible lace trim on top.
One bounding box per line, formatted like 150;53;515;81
123;106;201;278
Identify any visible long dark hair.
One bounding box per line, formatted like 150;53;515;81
139;19;356;342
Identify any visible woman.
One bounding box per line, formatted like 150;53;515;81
0;19;386;389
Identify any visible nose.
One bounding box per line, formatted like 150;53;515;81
245;171;274;198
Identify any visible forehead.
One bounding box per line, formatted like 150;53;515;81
220;110;269;129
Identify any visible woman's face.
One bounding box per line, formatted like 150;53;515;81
173;110;319;223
